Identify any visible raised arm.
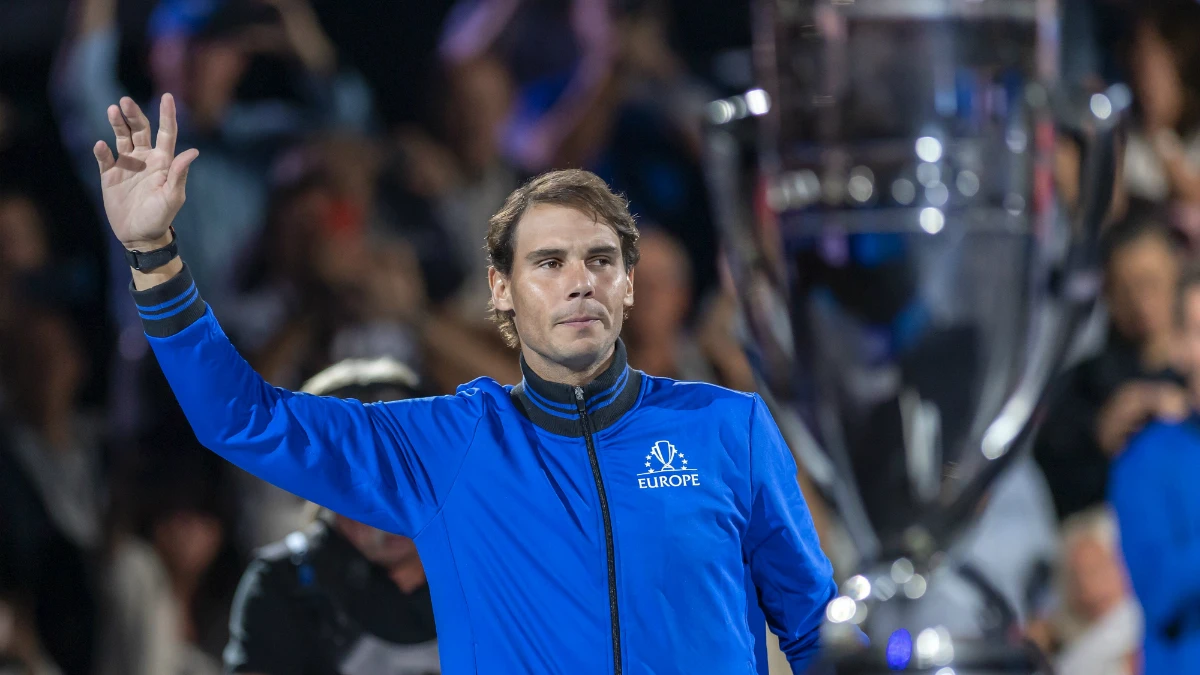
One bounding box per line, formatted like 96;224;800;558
742;394;839;673
93;94;482;536
51;0;128;173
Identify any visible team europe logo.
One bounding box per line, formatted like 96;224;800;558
637;440;700;489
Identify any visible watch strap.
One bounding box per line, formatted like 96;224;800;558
124;227;179;271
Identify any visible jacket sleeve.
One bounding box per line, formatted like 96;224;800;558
135;266;484;537
1109;423;1200;635
742;394;837;673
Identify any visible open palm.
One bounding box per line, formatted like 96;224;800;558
93;94;199;250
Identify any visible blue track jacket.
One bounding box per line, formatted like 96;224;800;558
133;266;836;674
1110;419;1200;674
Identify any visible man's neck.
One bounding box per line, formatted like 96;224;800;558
521;344;616;388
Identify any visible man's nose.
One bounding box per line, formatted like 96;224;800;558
566;261;596;299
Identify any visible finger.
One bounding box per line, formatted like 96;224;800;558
156;93;178;156
120;97;153;150
107;104;134;156
93;141;117;174
166;148;199;195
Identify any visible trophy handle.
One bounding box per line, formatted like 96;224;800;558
931;92;1127;538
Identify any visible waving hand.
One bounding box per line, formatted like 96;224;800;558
93;94;198;251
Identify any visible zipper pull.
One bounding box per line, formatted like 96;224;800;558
574;386;587;418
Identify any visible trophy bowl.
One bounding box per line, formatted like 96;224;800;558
703;0;1125;672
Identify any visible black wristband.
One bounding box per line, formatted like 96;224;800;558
129;262;206;337
124;226;179;271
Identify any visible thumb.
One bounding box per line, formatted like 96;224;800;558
166;148;200;196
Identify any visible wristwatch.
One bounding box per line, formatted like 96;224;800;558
124;227;179;271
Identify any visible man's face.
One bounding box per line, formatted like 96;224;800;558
490;204;635;371
1106;234;1179;346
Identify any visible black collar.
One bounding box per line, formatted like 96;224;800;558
510;339;643;437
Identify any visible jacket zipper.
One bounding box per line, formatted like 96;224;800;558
575;386;622;674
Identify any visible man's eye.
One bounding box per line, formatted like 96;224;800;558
540;260;561;269
591;258;613;267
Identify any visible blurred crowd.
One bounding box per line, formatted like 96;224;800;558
2;0;1200;673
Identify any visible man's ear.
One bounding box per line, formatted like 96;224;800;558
623;267;635;308
489;266;514;312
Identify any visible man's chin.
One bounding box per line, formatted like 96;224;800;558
550;334;615;368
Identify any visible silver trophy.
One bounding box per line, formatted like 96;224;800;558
704;0;1124;672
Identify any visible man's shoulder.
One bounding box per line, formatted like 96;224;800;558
638;373;758;416
365;376;512;426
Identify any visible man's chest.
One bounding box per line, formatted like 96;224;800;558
471;418;754;553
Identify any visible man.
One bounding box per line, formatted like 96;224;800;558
92;94;835;674
1034;209;1188;521
225;358;439;675
1049;507;1142;675
1108;263;1200;674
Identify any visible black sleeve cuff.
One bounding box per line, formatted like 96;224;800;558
129;263;208;338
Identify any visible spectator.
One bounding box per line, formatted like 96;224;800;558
0;192;47;325
622;228;715;381
1108;261;1200;673
48;0;378;445
224;358;438;675
0;193;46;282
94;446;241;675
1034;208;1189;521
418;55;521;328
0;309;101;675
1122;1;1200;208
1036;506;1143;675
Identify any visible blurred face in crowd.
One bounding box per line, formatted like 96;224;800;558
1106;232;1179;347
336;516;419;569
625;230;689;344
186;39;249;129
151;36;248;130
0;194;47;276
270;182;339;284
0;312;86;431
1065;535;1127;622
153;510;224;586
447;57;514;174
491;204;635;372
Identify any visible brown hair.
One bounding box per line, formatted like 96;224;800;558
486;169;641;347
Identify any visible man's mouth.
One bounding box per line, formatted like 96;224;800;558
559;315;602;328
